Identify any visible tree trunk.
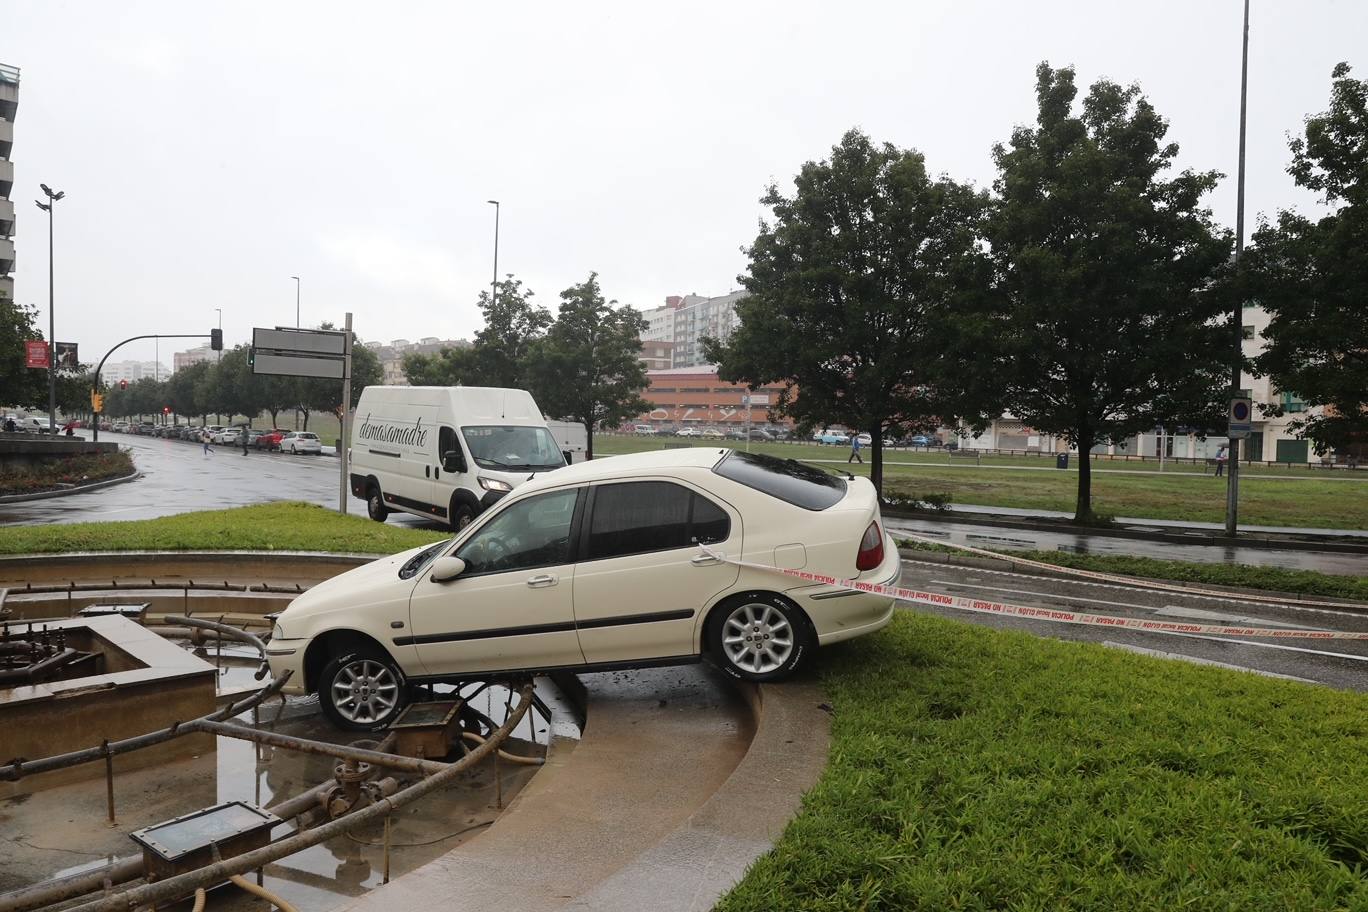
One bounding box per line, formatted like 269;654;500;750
1074;427;1094;523
267;408;279;429
584;419;594;461
301;410;311;431
870;426;883;501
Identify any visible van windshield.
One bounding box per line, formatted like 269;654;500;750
461;425;566;471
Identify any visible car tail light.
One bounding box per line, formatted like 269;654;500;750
855;520;884;571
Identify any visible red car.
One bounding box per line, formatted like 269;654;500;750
255;429;288;450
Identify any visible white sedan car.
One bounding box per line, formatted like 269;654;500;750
280;431;322;455
267;448;899;730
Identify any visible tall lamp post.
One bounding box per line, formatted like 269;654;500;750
1225;0;1251;538
487;200;500;309
35;184;64;434
291;276;301;327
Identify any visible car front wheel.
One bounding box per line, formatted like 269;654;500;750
707;593;812;682
367;486;389;522
319;650;406;732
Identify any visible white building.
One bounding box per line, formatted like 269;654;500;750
0;63;19;304
372;337;470;386
632;291;747;369
102;360;170;384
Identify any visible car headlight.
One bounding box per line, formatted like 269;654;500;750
478;476;513;492
270;621;286;641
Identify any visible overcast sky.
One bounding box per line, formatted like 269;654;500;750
4;0;1364;369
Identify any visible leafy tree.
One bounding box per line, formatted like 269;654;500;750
0;299;49;409
298;331;384;425
704;128;995;496
528;273;649;459
168;361;210;422
214;346;273;425
983;63;1231;522
1246;63;1368;454
402;345;474;386
404;276;548;388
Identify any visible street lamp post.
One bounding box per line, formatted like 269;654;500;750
1225;0;1251;538
291;276;301;327
487;201;500;309
35;184;65;435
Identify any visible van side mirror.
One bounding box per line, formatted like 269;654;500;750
430;556;467;582
442;450;467;473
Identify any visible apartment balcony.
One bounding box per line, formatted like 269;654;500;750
0;118;12;160
0;237;12;275
0;198;12;236
0;158;11;198
0;275;12;301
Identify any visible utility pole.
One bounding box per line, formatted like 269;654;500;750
487;200;500;309
339;312;353;515
35;184;64;434
1225;0;1250;537
291;276;301;327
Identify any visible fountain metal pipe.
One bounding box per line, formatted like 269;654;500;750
63;682;536;912
189;719;448;776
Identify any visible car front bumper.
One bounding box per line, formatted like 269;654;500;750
265;638;309;695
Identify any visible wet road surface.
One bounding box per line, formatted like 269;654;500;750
898;557;1368;692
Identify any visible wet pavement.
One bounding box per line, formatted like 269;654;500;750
885;516;1368;576
897;556;1368;693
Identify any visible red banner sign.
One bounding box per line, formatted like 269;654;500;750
25;340;49;369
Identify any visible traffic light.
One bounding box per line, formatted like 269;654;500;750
119;379;128;391
248;346;255;367
90;391;104;412
211;328;223;351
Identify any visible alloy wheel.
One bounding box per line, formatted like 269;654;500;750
721;601;795;674
330;658;400;724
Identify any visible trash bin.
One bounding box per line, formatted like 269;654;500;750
1056;453;1069;470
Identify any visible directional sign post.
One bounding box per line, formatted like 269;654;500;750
251;321;354;515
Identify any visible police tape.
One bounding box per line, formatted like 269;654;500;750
899;531;1368;612
701;547;1368;641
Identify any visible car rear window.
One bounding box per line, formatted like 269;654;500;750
712;451;847;510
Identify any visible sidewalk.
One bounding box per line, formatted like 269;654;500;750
938;502;1368;540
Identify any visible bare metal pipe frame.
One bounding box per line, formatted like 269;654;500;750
193;719;447;775
0;672;290;782
62;681;537;912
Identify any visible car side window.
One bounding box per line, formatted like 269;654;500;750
586;482;731;561
455;489;578;576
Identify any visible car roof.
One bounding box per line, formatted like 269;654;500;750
519;447;730;493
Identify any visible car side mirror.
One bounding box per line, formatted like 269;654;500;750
429;556;467;583
442;450;467;473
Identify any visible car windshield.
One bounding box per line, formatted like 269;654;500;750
461;425;565;471
713;450;848;510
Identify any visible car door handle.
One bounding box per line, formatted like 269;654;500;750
526;574;558;588
690;553;722;566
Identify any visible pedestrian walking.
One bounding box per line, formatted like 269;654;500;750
848;434;863;464
1214;444;1227;477
241;426;250;455
202;429;213;455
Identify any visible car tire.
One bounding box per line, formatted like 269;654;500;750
367;486;389;522
318;650;407;732
449;500;476;532
706;592;813;682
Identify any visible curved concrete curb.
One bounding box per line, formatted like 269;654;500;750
0;470;141;503
340;665;831;912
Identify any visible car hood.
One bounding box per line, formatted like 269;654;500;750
277;542;439;627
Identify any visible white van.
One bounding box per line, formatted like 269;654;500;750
349;386;566;530
545;420;588;464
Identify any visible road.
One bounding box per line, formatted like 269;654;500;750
897;556;1368;693
3;435;1364;576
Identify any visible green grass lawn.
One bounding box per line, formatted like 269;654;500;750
593;436;1368;529
0;502;448;555
898;541;1368;602
719;612;1368;912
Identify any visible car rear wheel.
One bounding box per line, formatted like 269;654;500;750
707;593;812;682
318;650;406;732
367;486;389;522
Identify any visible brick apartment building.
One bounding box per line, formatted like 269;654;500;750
635;366;791;429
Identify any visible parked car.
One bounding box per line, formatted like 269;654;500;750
256;429;287;450
902;434;936;448
676;427;700;438
699;427;724;439
266;448;899;730
280;431;322;455
724;428;747;441
748;428;776;441
112;422;129;433
819;430;850;445
633;424;657;436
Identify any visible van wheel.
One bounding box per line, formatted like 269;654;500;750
366;486;389;522
319;650;406;732
450;502;476;532
706;592;812;682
